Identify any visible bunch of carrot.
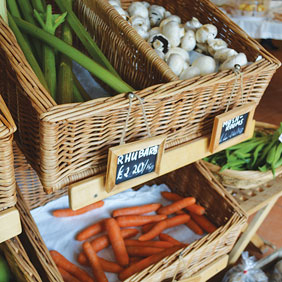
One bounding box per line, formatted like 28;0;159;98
50;191;217;281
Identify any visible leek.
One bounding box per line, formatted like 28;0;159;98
13;16;134;94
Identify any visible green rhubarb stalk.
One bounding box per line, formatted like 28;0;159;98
57;0;73;104
13;16;134;94
16;0;42;60
54;0;121;78
30;0;46;13
7;12;48;90
34;5;67;100
73;82;86;102
0;0;8;23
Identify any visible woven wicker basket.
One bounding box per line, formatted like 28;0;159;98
1;0;280;193
0;95;17;211
204;122;282;189
14;141;247;281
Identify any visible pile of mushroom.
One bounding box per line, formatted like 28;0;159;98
108;0;249;79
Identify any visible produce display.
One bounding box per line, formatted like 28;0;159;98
204;122;282;176
109;0;250;79
6;0;134;104
49;189;216;281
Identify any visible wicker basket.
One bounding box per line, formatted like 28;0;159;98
204;122;282;189
1;0;280;193
0;95;17;211
14;142;247;281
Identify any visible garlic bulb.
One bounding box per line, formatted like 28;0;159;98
128;2;149;18
167;53;185;76
180;65;201;79
220;53;248;70
192;55;216;75
207;38;228;56
195;24;217;43
184;17;202;31
165;47;189;63
181;30;196;51
149;5;166;27
214;48;238;63
162;21;185;47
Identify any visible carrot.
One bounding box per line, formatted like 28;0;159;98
77;228;138;266
76;219;105;241
112;203;162;217
159;233;183;246
157;197;196;215
50;250;94;282
185;218;204;235
118;245;183;281
161;192;205;215
125;239;174;248
116;214;167;227
104;218;129;266
57;266;80;282
139;214;190;241
129;257;142;264
99;257;124;273
190;213;217;233
126;245;164;257
82;242;108;282
141;222;155;233
52;201;104;217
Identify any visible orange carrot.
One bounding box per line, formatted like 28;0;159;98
141;222;155;233
190;213;217;233
104;218;129;266
116;214;167;227
99;257;124;273
126;246;164;257
118;245;183;281
82;242;108;282
159;233;183;246
129;257;142;264
185;218;204;235
50;250;94;282
77;228;139;266
57;266;80;282
139;214;190;241
161;192;205;215
125;239;174;248
76;219;105;241
157;197;196;215
112;203;162;217
52;201;104;217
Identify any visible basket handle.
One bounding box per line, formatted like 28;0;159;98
0;94;16;136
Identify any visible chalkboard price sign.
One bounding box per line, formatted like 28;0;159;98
209;103;256;153
106;136;166;192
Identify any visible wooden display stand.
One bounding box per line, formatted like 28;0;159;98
228;174;282;264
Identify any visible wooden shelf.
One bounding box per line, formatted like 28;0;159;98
69;120;255;210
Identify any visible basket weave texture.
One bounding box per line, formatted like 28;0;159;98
14;147;246;281
0;95;16;211
204;122;282;189
0;0;280;192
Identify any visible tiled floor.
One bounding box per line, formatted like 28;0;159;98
208;40;282;281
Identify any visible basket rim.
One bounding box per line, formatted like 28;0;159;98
0;95;16;138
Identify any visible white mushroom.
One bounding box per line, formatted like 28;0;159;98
134;26;149;39
181;30;196;51
109;0;121;7
148;27;161;37
195;24;217;43
214;48;238;63
148;33;170;54
149;5;166;27
159;15;181;29
128;2;149;18
220;53;248;70
154;49;165;60
196;42;209;54
129;15;150;31
184;17;202;31
164;47;189;63
207;38;228;56
161;21;185;47
192;55;216;75
141;1;150;9
164;11;172;18
112;5;129;20
167;53;185;76
180;65;201;79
